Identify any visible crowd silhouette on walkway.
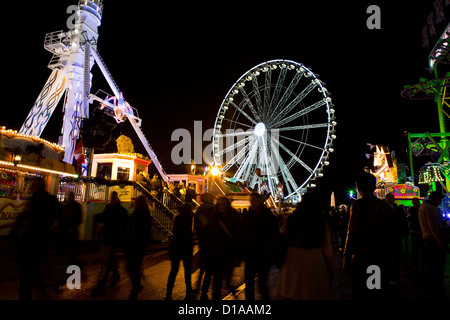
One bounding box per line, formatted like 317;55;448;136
163;171;450;301
8;171;450;300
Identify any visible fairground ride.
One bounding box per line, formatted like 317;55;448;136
402;2;450;194
18;1;169;182
212;59;336;202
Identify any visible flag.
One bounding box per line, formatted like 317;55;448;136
74;139;85;164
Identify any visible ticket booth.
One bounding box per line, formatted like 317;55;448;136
91;153;152;202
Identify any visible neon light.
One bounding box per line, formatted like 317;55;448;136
386;184;420;198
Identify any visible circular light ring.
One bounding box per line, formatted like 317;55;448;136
212;59;335;199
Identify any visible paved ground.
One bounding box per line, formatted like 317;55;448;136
0;240;246;300
1;237;449;301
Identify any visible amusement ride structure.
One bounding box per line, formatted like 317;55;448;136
402;2;450;193
18;0;168;182
213;60;336;201
16;1;336;204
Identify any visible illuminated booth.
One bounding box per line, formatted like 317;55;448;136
0;127;77;235
91;153;152;202
167;173;207;202
369;144;423;205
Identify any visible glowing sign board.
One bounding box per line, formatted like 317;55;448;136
386;184;420;198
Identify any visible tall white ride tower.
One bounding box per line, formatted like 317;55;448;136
19;1;168;181
20;1;102;163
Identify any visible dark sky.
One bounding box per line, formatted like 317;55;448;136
3;1;447;205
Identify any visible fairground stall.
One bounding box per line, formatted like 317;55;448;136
369;144;423;206
57;151;153;240
0;127;77;235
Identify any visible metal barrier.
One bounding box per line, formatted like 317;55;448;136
58;179;201;239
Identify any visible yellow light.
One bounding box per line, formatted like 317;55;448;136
0;127;64;151
17;164;78;177
210;166;220;176
0;160;14;167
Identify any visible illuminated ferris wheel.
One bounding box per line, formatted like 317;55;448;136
212;59;336;201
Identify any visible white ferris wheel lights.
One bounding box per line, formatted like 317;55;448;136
213;59;336;200
254;122;266;137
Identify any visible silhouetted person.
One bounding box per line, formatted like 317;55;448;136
165;203;194;300
343;172;397;300
92;191;128;297
194;193;215;300
62;191;82;261
408;197;422;269
126;195;152;300
241;193;278;300
338;205;350;252
185;183;197;204
173;182;181;199
419;191;447;300
385;193;408;285
149;174;161;198
10;178;63;300
328;207;339;244
276;193;334;300
211;197;240;300
136;171;145;184
144;172;151;189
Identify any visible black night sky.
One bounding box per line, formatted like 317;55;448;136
2;1;447;205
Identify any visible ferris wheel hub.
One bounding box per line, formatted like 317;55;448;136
254;122;266;137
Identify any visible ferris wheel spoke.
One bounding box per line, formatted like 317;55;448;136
221;137;255;172
271;98;326;128
216;130;254;139
279;133;326;151
261;136;276;196
268;71;303;122
268;82;318;127
216;135;252;157
278;140;313;173
223;118;254;129
270;137;298;195
262;69;272;121
239;87;261;122
269;67;288;112
228;101;258;125
251;76;265;118
234;136;260;181
277;123;329;131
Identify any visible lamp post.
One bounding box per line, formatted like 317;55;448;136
13;154;22;166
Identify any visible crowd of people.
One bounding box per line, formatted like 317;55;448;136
165;192;280;300
166;171;449;301
341;172;448;300
7;171;450;300
9;178;153;300
164;190;342;300
9;178;82;300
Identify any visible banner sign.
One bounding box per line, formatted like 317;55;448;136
386;184;420;198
